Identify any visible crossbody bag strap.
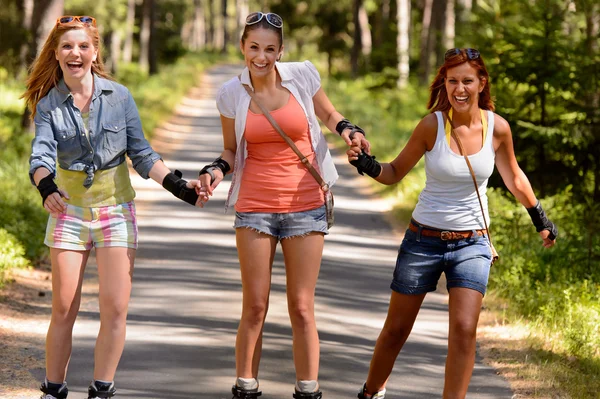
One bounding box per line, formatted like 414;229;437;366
240;79;330;192
446;112;493;245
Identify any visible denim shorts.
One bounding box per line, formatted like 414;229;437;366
391;228;493;296
234;205;328;240
44;202;138;251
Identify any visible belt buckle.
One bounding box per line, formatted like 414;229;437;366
440;231;452;241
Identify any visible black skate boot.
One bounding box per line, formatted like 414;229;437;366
293;389;323;398
40;379;68;399
231;385;262;398
87;380;117;399
357;383;386;399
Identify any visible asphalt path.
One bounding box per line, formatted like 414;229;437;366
35;64;514;399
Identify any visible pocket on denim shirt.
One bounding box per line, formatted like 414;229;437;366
55;128;79;156
103;119;127;153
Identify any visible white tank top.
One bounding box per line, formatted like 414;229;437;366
411;110;495;230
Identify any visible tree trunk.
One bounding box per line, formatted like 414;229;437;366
122;0;136;63
236;0;248;42
110;30;122;75
418;0;433;83
443;0;455;51
222;0;228;53
457;0;472;22
207;0;215;47
139;0;157;74
351;0;363;77
22;0;64;128
19;0;34;72
359;3;372;57
396;0;410;88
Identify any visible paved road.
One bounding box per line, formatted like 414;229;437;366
37;65;513;398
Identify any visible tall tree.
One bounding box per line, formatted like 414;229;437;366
139;0;157;74
236;0;248;42
443;0;455;51
122;0;136;63
207;0;214;47
222;0;228;52
396;0;410;87
418;0;434;83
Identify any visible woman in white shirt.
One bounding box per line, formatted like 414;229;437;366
196;11;370;399
347;48;557;399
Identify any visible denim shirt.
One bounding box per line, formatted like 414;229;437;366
29;74;161;188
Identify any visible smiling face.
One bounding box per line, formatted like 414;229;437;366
445;62;485;112
55;29;98;80
240;28;283;78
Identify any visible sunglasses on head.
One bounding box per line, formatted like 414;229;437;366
56;16;97;27
445;48;480;60
245;12;283;29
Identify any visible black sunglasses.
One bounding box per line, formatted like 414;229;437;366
245;12;283;29
445;48;480;60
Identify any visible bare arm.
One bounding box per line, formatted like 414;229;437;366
348;113;436;185
493;114;555;247
198;115;237;197
313;87;370;153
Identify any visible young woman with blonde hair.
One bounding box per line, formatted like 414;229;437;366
24;15;201;399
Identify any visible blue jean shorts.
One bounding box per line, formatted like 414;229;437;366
234;205;328;240
391;227;493;296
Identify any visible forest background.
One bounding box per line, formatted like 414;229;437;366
0;0;598;397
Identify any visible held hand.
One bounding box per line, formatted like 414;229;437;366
44;189;69;216
196;169;223;197
341;129;371;154
186;180;209;208
346;144;362;162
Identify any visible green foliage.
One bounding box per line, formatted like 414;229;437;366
488;187;600;362
322;70;428;209
0;229;30;285
118;51;225;139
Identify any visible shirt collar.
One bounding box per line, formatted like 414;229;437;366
57;73;113;103
240;62;291;90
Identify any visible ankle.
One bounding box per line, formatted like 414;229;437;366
295;380;319;393
235;377;259;390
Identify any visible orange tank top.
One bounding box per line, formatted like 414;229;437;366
236;93;324;213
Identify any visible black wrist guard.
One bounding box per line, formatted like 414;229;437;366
527;200;558;240
162;170;198;206
336;118;366;137
199;156;231;184
37;174;60;206
350;152;382;179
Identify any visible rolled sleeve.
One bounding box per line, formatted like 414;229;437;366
216;84;236;118
303;60;322;97
124;91;161;178
29;104;57;185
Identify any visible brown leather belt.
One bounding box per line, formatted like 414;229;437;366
409;220;487;241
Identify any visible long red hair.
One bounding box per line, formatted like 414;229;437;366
427;49;495;113
22;20;112;119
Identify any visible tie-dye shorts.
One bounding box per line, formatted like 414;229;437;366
44;201;138;251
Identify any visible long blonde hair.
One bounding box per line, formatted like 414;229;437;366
22;21;112;119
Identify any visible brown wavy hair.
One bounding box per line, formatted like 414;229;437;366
22;20;112;119
427;48;495;113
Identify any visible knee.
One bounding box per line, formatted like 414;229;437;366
242;302;268;326
378;322;412;349
449;319;478;347
288;301;314;328
100;298;129;327
51;300;80;327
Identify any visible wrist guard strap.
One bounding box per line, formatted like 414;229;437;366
336;118;366;138
350;152;382;179
162;170;198;206
199;157;231;184
527;200;558;240
37;174;60;206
